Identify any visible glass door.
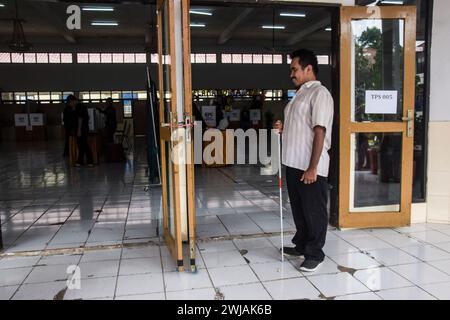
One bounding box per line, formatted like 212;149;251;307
339;6;416;228
157;0;196;272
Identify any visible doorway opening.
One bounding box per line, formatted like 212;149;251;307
188;1;341;233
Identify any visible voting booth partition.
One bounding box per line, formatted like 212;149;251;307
14;113;47;142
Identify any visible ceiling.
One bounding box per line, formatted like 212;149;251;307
0;0;333;52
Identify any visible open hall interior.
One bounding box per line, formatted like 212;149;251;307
1;0;450;300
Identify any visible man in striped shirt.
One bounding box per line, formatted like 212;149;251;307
274;49;334;272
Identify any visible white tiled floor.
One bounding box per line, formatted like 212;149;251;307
262;277;320;300
308;272;370;298
375;286;436;300
353;267;413;291
1;141;450;300
218;283;272;300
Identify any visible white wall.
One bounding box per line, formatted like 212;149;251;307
429;0;450;122
426;0;450;223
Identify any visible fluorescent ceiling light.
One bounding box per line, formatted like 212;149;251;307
0;3;5;7
189;10;212;16
262;25;285;30
83;7;114;12
280;13;306;18
190;23;206;27
325;27;332;31
91;21;119;26
380;0;404;4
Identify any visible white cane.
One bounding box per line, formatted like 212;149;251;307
277;131;284;262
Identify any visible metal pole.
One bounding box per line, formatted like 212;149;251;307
278;132;284;262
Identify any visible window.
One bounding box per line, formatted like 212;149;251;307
253;54;262;64
61;53;73;63
123;101;133;118
15;92;27;103
77;53;89;63
90;91;101;102
206;54;216;63
122;91;134;118
89;53;101;63
221;54;232;64
124;53;135;63
36;53;49;63
101;91;112;100
135;53;147;63
39;92;51;104
0;52;74;64
51;92;62;103
101;53;112;63
49;53;61;64
0;52;11;63
242;54;253;64
232;54;242;64
135;91;147;100
263;54;273;64
63;92;74;101
24;53;36;63
163;55;170;65
113;53;124;64
195;53;206;63
273;54;283;64
1;92;14;101
27;92;38;100
317;55;330;65
150;53;159;64
111;91;121;101
11;53;24;63
80;92;90;101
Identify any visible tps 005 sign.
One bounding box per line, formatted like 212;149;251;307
365;90;398;114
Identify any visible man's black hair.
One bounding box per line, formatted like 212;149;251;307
290;49;319;76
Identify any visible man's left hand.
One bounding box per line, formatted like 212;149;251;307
301;167;317;184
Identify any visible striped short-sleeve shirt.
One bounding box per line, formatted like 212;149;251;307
282;80;334;177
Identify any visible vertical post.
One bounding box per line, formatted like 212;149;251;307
278;133;284;262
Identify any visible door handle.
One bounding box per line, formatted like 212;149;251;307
402;110;414;138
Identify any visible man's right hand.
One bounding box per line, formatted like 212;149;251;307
274;120;283;134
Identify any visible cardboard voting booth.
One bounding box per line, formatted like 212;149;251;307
14;113;47;141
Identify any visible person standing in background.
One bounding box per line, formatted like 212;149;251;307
75;101;94;167
98;97;117;144
63;95;77;157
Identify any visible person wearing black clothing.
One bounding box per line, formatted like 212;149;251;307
98;98;117;143
63;95;77;157
75;103;94;167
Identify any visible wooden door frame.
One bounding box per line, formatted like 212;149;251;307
181;0;198;272
157;0;196;272
339;6;417;229
157;0;184;271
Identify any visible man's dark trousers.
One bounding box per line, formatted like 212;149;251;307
286;166;328;262
77;135;93;165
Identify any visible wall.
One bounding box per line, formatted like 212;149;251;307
0;61;332;92
427;0;450;223
0;64;151;92
275;0;355;4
